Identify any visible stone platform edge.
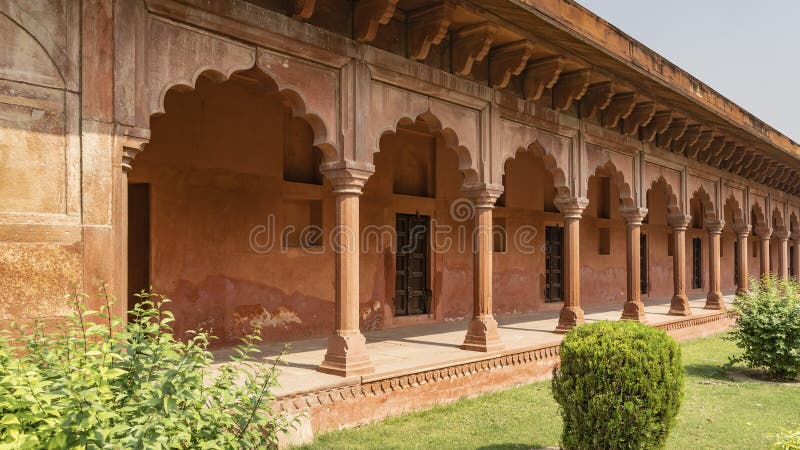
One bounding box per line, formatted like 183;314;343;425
274;311;734;446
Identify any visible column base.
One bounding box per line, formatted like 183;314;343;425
704;291;726;310
621;301;648;323
461;315;504;352
554;306;585;333
668;294;692;316
318;330;374;377
735;287;748;297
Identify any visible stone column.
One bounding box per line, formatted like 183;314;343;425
756;227;772;278
793;236;800;282
462;185;504;352
775;229;790;280
705;220;725;310
554;197;590;333
621;208;648;322
734;225;750;295
667;214;692;316
319;166;374;376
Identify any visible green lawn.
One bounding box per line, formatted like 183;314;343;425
300;334;800;449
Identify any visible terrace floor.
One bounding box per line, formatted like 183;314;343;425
212;294;734;398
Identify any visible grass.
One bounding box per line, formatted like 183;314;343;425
299;334;800;449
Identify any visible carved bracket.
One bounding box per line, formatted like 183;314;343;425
639;110;672;142
711;141;735;166
579;82;614;120
552;69;590;111
601;92;636;129
489;41;534;88
522;56;565;101
656;118;687;148
355;0;400;42
452;22;497;75
408;2;453;61
685;130;713;159
115;125;150;174
622;102;655;136
671;124;701;153
699;136;725;164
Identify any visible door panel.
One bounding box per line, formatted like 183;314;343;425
395;214;430;316
640;233;648;295
545;226;564;303
692;237;703;289
128;183;150;312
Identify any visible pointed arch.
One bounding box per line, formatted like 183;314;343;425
772;205;787;233
751;202;767;230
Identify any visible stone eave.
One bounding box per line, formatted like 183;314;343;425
484;0;800;163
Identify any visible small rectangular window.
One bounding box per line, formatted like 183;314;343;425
692;237;703;289
493;217;507;253
598;228;611;255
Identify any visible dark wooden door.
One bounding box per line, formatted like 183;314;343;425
128;184;151;312
640;233;648;294
692;237;702;289
545;226;564;303
790;245;796;278
395;213;430;316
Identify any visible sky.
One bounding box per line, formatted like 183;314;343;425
574;0;800;143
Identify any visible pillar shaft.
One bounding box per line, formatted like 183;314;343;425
776;230;790;280
794;238;800;282
735;226;750;295
319;167;374;376
621;208;647;322
668;215;692;316
757;227;772;278
462;185;504;352
705;221;724;310
554;198;589;333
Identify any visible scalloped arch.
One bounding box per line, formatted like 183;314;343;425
772;205;787;231
375;110;479;186
647;175;681;216
503;141;571;199
150;66;338;162
689;186;718;221
592;159;636;209
751;201;767;229
723;193;745;227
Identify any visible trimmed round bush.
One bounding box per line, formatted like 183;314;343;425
552;320;684;450
728;276;800;380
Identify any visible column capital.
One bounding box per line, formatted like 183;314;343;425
706;219;725;234
755;226;773;239
620;207;648;225
733;224;751;237
461;183;504;208
774;229;791;241
667;214;692;230
554;197;590;219
321;161;376;195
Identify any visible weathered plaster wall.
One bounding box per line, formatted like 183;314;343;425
0;2;83;323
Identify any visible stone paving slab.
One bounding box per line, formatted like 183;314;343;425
212;295;733;397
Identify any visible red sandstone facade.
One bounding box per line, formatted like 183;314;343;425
2;0;800;379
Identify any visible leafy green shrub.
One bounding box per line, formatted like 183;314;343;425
551;320;684;450
728;276;800;380
773;429;800;450
0;288;291;449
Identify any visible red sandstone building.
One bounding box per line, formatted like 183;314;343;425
2;0;799;439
